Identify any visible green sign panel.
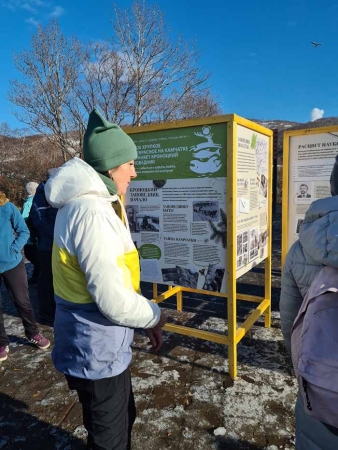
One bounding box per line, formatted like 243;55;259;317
130;124;227;181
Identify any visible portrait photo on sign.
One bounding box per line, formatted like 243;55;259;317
126;205;139;233
193;201;219;222
296;182;312;199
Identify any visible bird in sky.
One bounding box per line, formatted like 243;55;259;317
311;41;323;48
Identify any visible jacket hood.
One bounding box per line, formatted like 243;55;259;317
300;196;338;267
45;157;115;209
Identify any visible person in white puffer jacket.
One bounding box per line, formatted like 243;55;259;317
45;109;166;450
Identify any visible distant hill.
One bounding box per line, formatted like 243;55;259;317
252;116;338;132
250;117;338;161
2;116;338;164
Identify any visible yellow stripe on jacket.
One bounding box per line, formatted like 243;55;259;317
53;242;141;304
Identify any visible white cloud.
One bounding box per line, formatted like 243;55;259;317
50;5;64;17
311;107;324;121
3;0;66;24
22;3;37;13
25;16;39;26
3;0;44;11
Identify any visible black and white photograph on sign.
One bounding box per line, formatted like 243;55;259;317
296;218;304;234
249;227;259;262
243;231;248;244
202;264;225;292
126;205;139;233
162;267;178;284
237;233;243;256
176;266;199;289
193;201;219;222
135;213;160;232
249;227;259;251
243;252;248;266
259;173;268;198
259;230;268;249
297;183;311;199
237;256;243;269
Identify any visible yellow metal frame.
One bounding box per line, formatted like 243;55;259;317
282;125;338;267
124;115;273;378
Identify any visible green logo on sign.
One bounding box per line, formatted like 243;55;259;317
139;244;162;260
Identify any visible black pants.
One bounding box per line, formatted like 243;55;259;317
0;259;39;346
66;369;136;450
37;250;55;325
24;244;40;280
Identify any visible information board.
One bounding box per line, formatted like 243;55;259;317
125;123;227;293
236;125;269;277
283;127;338;260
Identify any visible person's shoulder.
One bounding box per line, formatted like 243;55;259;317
3;202;23;219
284;240;303;268
5;201;17;211
32;183;46;202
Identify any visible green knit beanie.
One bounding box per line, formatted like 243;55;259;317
83;109;137;173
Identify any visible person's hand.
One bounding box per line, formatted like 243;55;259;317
145;326;163;352
145;311;167;352
158;310;167;327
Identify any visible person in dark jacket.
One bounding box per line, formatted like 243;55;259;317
21;181;39;283
280;155;338;449
30;169;58;326
0;192;50;362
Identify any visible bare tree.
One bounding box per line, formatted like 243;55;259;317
156;89;222;122
8;20;86;161
112;0;219;126
0;123;63;205
7;4;220;163
73;41;135;125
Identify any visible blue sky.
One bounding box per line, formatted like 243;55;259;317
1;0;338;130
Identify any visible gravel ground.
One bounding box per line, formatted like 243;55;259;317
0;206;297;450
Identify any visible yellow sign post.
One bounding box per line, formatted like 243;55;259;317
125;114;273;378
282;126;338;267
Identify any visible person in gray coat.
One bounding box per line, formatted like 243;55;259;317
280;155;338;449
